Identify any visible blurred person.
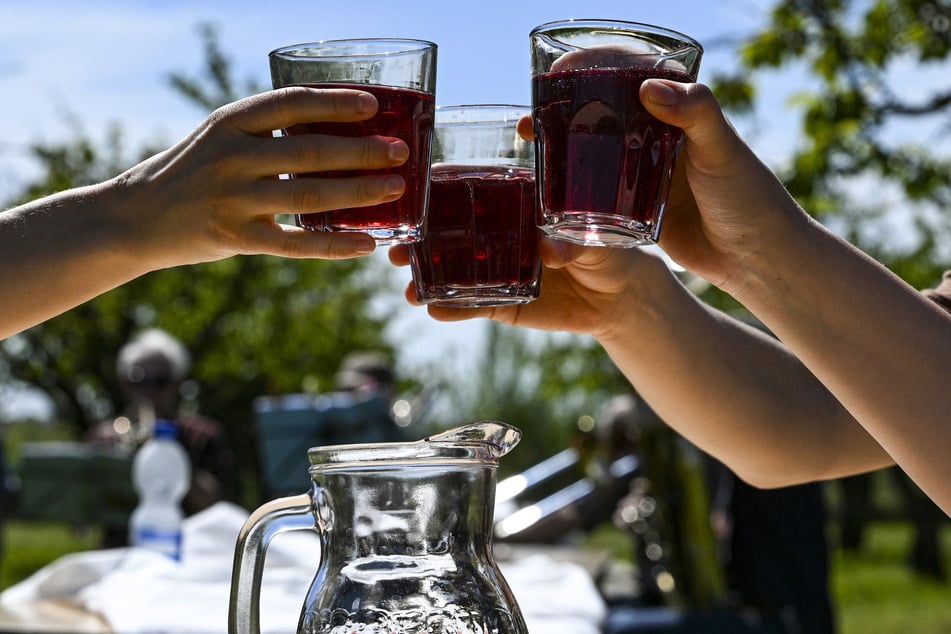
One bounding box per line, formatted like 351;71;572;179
85;328;237;546
388;72;951;517
334;350;398;401
1;86;409;341
331;350;410;444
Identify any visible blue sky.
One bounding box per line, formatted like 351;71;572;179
0;0;778;195
0;0;787;416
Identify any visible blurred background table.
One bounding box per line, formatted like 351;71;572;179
0;503;607;634
0;598;109;633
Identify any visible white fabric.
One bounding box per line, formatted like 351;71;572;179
0;502;605;633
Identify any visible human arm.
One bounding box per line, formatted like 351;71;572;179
391;235;893;489
641;79;951;514
390;78;951;505
0;86;408;340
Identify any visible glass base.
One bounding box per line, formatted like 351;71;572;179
352;225;422;246
364;226;423;246
541;212;661;248
300;222;422;246
417;284;540;308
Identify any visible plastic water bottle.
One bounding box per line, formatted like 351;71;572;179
129;419;190;560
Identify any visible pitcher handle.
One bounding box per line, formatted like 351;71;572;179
228;493;314;634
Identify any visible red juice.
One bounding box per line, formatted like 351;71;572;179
532;66;691;245
284;83;435;244
410;164;541;307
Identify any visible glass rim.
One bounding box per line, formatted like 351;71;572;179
530;18;703;52
269;37;438;61
435;104;531;125
307;440;501;472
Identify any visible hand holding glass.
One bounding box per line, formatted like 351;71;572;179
531;19;703;247
269;39;437;244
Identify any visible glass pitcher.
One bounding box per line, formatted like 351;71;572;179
228;421;529;634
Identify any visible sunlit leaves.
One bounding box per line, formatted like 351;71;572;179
714;0;950;291
710;73;756;113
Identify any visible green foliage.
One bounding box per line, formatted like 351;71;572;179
167;23;265;110
832;521;951;633
705;72;755;114
711;0;951;291
0;520;103;589
439;323;631;474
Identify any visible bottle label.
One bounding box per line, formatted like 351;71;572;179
131;528;183;561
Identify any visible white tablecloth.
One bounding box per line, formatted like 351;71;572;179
0;502;605;633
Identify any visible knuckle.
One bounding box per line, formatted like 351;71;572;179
330;90;346;117
205;104;231;128
356;179;383;204
295;137;321;168
291;183;324;213
276;235;306;258
205;100;245;135
268;88;299;127
206;141;249;179
361;139;378;167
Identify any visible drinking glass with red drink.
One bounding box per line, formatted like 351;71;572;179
409;105;541;307
269;39;437;245
530;20;702;248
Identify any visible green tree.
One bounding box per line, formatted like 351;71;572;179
412;323;631;475
710;0;951;292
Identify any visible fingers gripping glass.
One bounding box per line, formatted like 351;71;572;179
269;39;438;245
530;19;702;248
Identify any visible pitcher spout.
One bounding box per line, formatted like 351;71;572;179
424;420;521;459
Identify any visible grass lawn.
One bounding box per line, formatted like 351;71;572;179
832;521;951;634
0;520;102;590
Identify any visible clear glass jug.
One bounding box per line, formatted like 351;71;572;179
228;421;529;634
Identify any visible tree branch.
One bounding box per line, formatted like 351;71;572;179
879;89;951;117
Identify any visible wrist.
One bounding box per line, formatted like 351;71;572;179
717;200;819;308
81;176;155;278
594;252;690;348
0;177;151;338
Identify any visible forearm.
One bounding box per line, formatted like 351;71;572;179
621;78;947;505
1;87;420;341
729;214;951;511
0;180;148;339
597;259;892;487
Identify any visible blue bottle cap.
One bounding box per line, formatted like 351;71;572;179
153;419;178;439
